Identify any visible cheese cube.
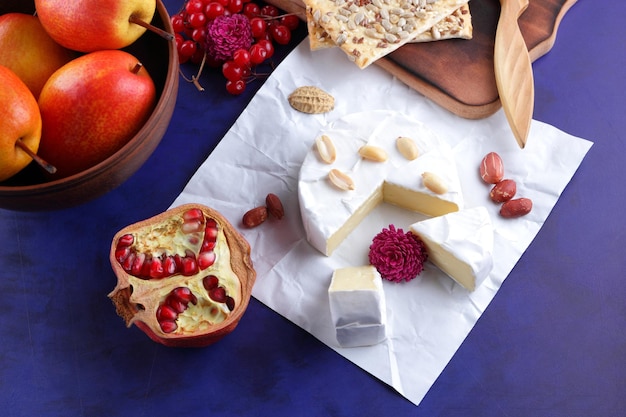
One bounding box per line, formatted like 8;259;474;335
328;266;387;348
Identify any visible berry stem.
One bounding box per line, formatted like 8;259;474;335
129;14;175;41
179;52;207;92
261;11;302;20
16;139;57;175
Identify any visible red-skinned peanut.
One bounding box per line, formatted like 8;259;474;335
500;198;533;218
480;152;504;184
490;179;517;203
265;193;285;220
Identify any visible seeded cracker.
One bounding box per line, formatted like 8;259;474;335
303;0;470;68
307;3;472;51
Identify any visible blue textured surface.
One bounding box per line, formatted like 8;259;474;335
1;1;625;415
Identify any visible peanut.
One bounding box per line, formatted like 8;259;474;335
328;168;355;191
288;86;335;114
265;193;285;220
422;172;448;194
315;134;336;164
479;152;504;184
242;206;268;228
490;179;517;203
358;145;388;162
500;198;532;218
396;136;419;160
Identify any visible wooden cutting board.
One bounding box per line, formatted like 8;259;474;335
266;0;577;119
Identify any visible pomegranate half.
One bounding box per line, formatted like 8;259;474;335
108;203;256;347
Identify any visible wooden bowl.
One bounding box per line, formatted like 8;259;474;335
0;0;179;211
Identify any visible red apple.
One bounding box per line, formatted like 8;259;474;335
0;13;75;99
34;0;156;53
0;65;42;182
37;50;156;179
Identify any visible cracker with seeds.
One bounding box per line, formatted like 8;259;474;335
304;0;470;68
307;3;472;51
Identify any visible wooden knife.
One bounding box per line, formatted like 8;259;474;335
494;0;534;148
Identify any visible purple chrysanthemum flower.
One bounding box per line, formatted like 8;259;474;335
204;14;253;62
368;224;428;283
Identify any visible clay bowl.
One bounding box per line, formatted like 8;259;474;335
0;0;179;211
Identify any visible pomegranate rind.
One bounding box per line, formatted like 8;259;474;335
108;203;256;347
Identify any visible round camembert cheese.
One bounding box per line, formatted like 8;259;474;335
298;110;464;256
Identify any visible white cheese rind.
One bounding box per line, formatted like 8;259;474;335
410;207;494;291
328;265;387;348
298;110;464;256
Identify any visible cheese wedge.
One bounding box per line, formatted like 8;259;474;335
410;206;494;291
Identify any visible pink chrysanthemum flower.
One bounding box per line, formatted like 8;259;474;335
368;224;428;283
204;14;253;62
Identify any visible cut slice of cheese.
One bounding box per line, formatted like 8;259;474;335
298;110;463;256
410;206;494;291
328;265;387;347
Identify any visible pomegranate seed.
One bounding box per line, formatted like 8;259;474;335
173;253;181;266
209;287;227;303
157;305;178;321
163;256;177;276
182;219;203;234
226;296;235;311
201;240;216;252
121;251;136;272
131;252;146;276
117;233;134;247
172;287;198;305
159;320;178;333
198;251;216;269
167;298;188;314
203;275;219;291
181;256;198;276
115;246;131;263
183;208;204;222
204;223;218;241
149;257;165;279
140;255;152;278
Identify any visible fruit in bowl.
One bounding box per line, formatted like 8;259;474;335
0;65;42;182
108;204;257;347
0;0;178;211
37;50;157;179
34;0;158;53
0;13;76;99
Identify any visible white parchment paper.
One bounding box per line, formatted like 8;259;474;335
172;40;593;406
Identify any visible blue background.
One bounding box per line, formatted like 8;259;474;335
1;1;624;415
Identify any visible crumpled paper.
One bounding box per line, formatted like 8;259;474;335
171;39;593;406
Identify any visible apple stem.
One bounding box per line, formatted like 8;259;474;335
16;139;57;175
129;14;174;41
131;62;144;75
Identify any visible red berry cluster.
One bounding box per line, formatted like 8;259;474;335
171;0;300;95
